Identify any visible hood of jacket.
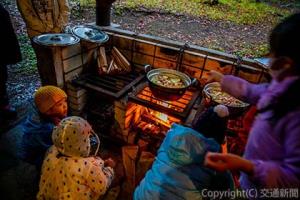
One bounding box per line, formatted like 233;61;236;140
162;123;220;166
52;116;99;157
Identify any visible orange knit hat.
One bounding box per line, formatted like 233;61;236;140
34;86;67;114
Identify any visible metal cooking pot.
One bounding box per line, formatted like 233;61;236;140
33;33;80;46
71;25;109;44
145;65;197;101
203;82;249;116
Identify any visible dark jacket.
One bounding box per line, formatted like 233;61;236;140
0;4;21;66
19;105;54;170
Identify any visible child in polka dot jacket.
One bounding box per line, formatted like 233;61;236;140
37;116;115;200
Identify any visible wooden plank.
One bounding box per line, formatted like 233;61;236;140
155;44;180;62
221;64;234;75
82;49;96;65
64;67;83;81
112;47;131;71
181;64;202;79
98;46;108;74
134;40;156;56
62;43;81;59
182;51;206;67
119;49;132;63
153;57;176;69
132;52;154;66
34;45;59;86
52;48;64;87
237;68;261;83
204;58;222;71
122;146;139;191
80;40;98;52
63;54;83;73
113;34;133;51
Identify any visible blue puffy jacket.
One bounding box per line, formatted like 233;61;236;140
19;105;54;169
134;123;233;200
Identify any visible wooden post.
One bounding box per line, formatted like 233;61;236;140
96;0;117;26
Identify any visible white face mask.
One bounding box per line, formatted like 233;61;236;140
268;56;291;81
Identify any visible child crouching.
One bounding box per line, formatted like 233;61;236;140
20;85;68;170
134;105;233;200
37;116;115;200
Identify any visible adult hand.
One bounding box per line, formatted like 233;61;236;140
206;70;224;83
104;158;116;168
204;152;254;175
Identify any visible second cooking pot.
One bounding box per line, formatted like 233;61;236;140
203;82;249;116
145;65;197;101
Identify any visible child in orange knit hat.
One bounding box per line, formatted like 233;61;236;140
34;85;68;125
20;85;68;170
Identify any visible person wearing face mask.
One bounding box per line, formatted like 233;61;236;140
204;13;300;193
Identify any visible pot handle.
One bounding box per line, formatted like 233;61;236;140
202;89;212;104
191;78;198;87
144;64;152;73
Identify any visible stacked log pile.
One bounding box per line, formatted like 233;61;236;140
97;46;131;75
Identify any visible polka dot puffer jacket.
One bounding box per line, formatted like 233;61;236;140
37;116;114;200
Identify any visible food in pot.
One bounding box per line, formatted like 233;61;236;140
205;83;248;107
151;73;186;88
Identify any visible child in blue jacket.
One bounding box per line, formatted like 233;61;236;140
19;85;68;170
134;105;233;200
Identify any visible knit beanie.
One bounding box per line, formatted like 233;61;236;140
192;105;229;144
34;86;67;114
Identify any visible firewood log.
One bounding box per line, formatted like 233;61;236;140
97;46;108;74
112;50;128;72
122;146;139;191
112;47;131;71
107;59;114;73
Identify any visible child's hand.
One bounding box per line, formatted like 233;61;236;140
204;152;254;175
104;158;116;168
52;117;62;126
206;70;224;83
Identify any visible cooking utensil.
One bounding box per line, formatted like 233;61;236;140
33;33;80;46
145;65;197;101
71;25;109;44
203;82;249;116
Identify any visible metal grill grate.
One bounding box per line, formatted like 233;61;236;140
72;72;145;99
128;82;201;120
